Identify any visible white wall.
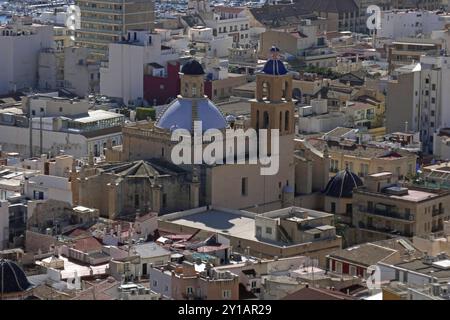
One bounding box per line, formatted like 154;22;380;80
0;200;9;250
0;25;54;94
0;124;122;158
24;174;72;204
379;11;449;39
100;31;179;106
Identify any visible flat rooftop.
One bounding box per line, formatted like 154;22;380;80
169;209;258;242
389;189;438;202
73;110;124;123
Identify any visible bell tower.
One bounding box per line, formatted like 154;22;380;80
251;46;294;137
249;46;295;198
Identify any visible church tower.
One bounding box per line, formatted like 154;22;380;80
250;46;295;199
251;46;294;138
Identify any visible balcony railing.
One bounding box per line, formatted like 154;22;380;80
358;222;413;237
432;208;444;217
358;205;414;222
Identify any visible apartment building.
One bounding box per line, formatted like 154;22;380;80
0;94;124;158
100;29;179;106
352;172;450;243
379;10;450;40
306;137;418;180
0;17;53;94
387;38;442;72
149;260;239;300
387;55;450;153
75;0;155;60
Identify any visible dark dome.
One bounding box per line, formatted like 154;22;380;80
324;168;363;198
262;59;288;75
0;259;32;294
181;60;204;75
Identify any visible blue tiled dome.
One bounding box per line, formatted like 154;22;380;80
0;259;32;294
181;60;205;75
156;98;227;132
324;168;363;198
262;46;288;75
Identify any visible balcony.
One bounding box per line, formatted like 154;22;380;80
78;27;122;35
432;208;444;217
358;222;413;237
77;6;123;14
81;16;122;24
358;205;414;222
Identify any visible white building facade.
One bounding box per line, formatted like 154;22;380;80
100;30;179;106
0;19;53;94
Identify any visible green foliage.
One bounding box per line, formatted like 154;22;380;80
136;107;156;121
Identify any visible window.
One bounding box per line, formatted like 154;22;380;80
346;203;352;214
162;194;167;208
241;177;248;196
432;84;436;91
222;289;231;299
256;226;262;237
134;194;140;208
186;287;193;295
285;111;290;131
152;280;158;287
349;265;357;276
265;227;272;235
431;97;435;104
331;202;336;214
336;261;343;274
314;233;320;239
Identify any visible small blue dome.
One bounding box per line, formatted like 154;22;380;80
262;59;288;75
324;168;363;198
156;98;227;132
0;259;32;294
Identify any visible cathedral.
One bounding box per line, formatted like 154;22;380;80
104;47;297;212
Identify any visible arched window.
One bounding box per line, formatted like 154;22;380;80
263;111;269;129
184;83;189;95
279;112;282;130
192;83;197;96
256;110;260;130
285;111;290;131
283;80;290;99
262;81;270;100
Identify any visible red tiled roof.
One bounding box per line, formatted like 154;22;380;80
68;229;90;238
282;287;356;300
73;236;103;253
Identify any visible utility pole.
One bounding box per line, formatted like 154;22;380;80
27;97;33;158
40;116;43;155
